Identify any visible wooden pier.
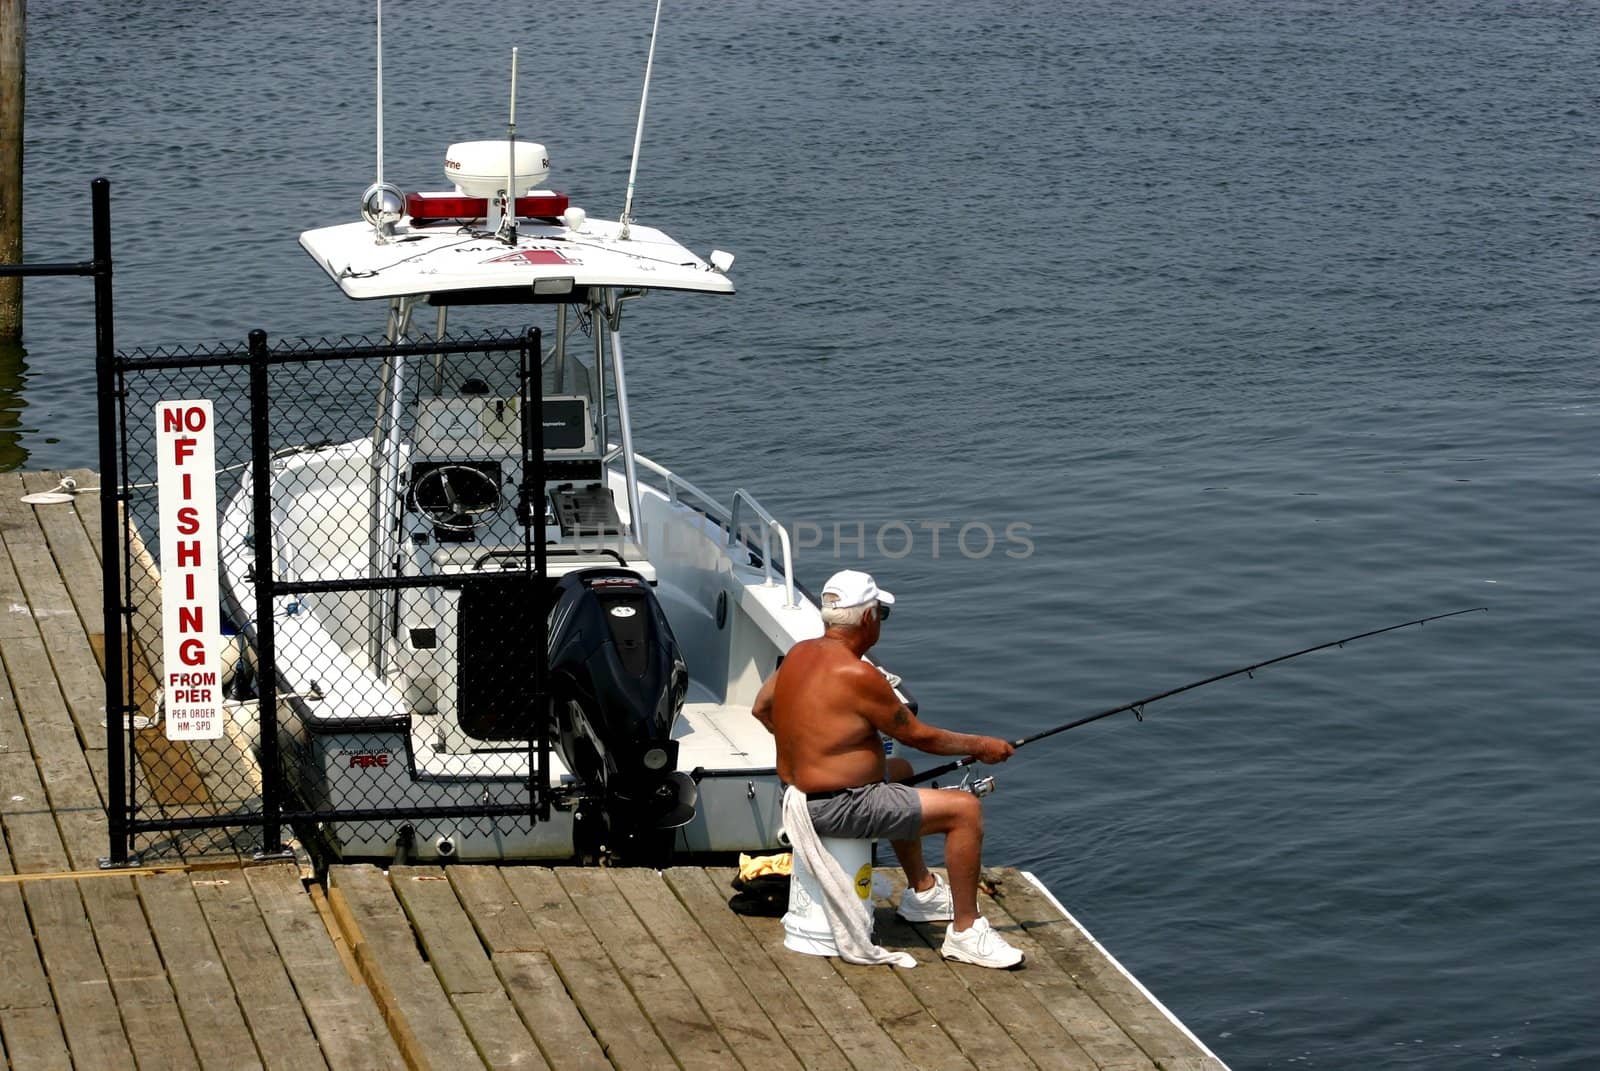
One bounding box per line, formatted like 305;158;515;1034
0;470;1228;1071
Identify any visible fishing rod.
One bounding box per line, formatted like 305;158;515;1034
906;606;1487;791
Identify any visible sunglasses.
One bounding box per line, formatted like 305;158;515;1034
875;602;891;621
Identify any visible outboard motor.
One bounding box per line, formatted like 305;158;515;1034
546;569;696;860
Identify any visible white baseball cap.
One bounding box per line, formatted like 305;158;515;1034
821;569;896;609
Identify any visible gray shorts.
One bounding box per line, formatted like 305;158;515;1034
804;782;923;842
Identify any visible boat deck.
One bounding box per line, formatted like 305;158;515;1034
0;469;1228;1070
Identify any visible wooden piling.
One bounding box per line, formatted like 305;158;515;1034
0;0;22;341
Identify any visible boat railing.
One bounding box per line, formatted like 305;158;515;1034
629;450;729;520
729;490;797;608
626;449;798;608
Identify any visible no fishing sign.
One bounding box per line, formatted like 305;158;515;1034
155;400;225;741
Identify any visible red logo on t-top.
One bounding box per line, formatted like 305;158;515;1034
484;249;570;265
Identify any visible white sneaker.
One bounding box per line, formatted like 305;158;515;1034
897;872;954;922
941;916;1025;969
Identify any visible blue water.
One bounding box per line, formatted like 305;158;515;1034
12;2;1598;1067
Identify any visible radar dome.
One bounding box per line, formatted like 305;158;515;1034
444;141;551;198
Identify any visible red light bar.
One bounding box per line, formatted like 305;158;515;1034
405;191;570;223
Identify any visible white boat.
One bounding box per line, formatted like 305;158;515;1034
217;69;916;865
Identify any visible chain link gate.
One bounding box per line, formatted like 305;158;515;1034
103;328;557;864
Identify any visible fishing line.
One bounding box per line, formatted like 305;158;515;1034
906;606;1488;788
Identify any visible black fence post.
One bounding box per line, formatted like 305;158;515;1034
247;328;286;858
90;178;132;867
520;327;549;822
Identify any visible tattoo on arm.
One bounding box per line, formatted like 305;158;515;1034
892;706;909;728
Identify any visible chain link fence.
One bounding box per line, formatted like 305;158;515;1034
107;329;556;862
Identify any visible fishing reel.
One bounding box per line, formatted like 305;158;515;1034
930;771;997;797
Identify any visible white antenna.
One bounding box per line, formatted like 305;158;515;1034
499;47;520;243
375;0;385;186
618;0;664;241
360;0;405;240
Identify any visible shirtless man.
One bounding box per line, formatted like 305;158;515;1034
752;569;1024;969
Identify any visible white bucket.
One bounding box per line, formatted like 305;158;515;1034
781;836;875;957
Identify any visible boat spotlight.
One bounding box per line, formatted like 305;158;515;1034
533;277;575;296
361;181;407;237
641;746;670;771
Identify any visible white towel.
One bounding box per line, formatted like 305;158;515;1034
782;787;916;969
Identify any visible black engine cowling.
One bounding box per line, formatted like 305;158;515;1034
546;569;696;855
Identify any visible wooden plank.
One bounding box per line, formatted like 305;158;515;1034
667;866;910;1071
925;870;1159;1071
19;471;107;644
609;867;805;1071
133;725;213;806
498;866;679;1070
661;866;851;1071
492;952;611;1071
817;906;978;1071
77;877;201;1071
137;871;265;1071
0;668;66;876
876;871;1103;1071
389;866;504;995
61;470;104;565
446;867;609;1069
446;991;549;1071
242;864;403;1071
446;865;544;952
0;864;190;885
306;881;364;987
0;534;108;868
0;661;25;762
0;746;73;1071
190;870;329;1071
85;627;160;761
386;866;550;1070
0;807;12;877
853;874;1047;1071
125;619;161;725
1;1003;74;1071
734;908;917;1071
0;472;20;511
83;742;111;813
321;878;430;1071
0;885;71;1071
0;482;110;755
23;877;135;1069
0;750;70;875
987;871;1221;1070
326;865;483;1070
556;868;742;1071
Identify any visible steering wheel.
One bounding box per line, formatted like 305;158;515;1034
409;464;502;531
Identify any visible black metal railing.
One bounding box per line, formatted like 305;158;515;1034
2;179;130;865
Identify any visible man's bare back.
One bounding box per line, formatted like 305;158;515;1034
765;636;901;792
